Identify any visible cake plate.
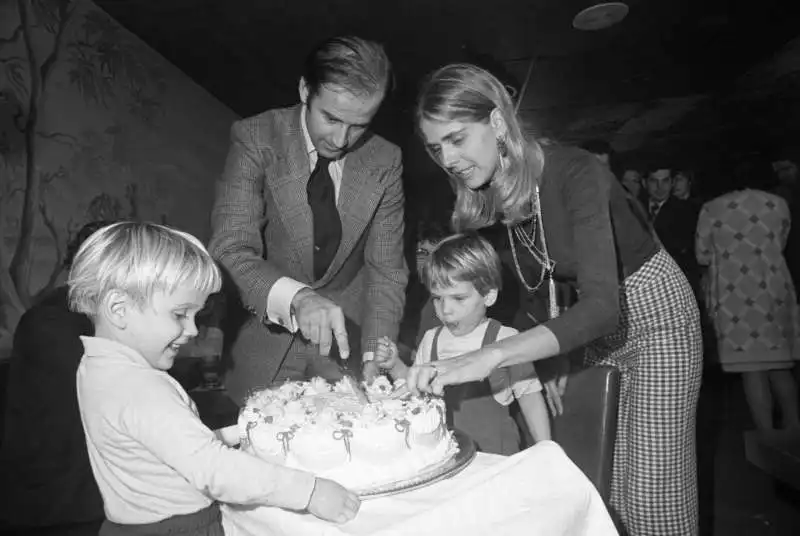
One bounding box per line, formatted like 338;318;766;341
356;429;477;500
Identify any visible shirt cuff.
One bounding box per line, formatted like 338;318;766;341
266;277;309;332
362;351;375;363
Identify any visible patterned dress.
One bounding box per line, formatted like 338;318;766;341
696;189;800;371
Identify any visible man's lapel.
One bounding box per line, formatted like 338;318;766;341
658;198;675;222
270;106;315;282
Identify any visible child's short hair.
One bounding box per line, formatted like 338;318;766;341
67;221;222;317
421;232;502;296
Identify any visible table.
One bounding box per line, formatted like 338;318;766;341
222;440;618;536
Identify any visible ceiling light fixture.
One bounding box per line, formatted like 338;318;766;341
572;2;629;31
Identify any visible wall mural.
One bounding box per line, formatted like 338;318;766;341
0;0;237;357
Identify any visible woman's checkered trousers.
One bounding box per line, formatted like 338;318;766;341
586;249;703;536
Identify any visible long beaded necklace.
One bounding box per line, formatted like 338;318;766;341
507;184;560;319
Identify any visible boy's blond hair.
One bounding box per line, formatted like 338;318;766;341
67;221;222;317
421;231;502;296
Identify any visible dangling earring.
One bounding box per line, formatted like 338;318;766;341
496;136;509;157
497;136;509;172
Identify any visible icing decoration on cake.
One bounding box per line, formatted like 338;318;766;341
332;428;354;460
275;426;299;456
394;418;411;448
238;376;459;492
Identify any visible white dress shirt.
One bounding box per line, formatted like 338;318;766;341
414;321;542;405
77;336;315;524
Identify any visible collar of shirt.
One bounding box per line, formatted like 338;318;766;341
81;335;163;371
433;320;491;358
300;105;345;198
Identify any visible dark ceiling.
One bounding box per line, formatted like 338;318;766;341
94;0;800;174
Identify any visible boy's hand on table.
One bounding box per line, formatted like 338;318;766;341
306;478;360;524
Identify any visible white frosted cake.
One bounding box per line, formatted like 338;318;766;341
238;376;459;492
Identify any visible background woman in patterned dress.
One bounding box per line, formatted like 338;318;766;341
408;63;703;536
696;170;800;433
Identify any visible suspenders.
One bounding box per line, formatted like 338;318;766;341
429;319;502;417
430;318;502;362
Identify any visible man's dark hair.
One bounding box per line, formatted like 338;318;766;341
303;36;392;99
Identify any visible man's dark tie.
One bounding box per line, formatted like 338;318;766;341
649;202;660;220
307;156;342;280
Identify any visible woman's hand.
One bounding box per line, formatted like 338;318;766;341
543;378;565;416
406;348;499;395
540;355;570;416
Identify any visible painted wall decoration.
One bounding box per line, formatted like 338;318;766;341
0;0;238;357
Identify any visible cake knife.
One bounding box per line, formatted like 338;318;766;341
338;364;371;405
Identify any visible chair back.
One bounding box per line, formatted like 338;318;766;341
553;364;620;502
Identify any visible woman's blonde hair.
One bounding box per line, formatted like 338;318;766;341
416;63;545;230
421;232;501;296
67;221;222;317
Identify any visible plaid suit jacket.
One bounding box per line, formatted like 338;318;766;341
209;105;408;403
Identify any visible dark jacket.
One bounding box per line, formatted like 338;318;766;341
651;197;701;290
0;287;103;527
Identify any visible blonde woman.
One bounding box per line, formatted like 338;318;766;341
407;63;703;536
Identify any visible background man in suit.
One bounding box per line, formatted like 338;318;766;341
647;168;701;296
210;36;408;404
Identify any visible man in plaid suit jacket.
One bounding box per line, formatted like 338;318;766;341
209;36;408;404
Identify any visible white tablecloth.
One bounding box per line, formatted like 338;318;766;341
222;440;618;536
